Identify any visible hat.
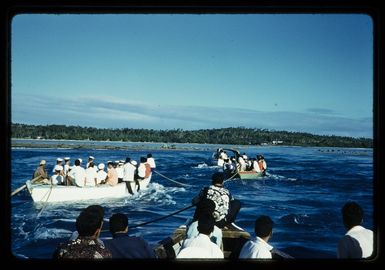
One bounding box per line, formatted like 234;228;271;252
54;165;63;171
56;158;63;162
130;160;137;166
89;156;94;160
78;158;83;163
64;157;70;161
98;163;105;170
40;160;46;165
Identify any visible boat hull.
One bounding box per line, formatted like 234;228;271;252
238;171;265;180
26;176;151;203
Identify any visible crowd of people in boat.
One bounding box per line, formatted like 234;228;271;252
214;148;267;177
32;154;156;194
52;171;373;260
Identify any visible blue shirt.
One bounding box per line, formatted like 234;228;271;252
103;232;156;259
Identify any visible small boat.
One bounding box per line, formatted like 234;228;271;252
25;175;151;203
153;222;293;259
237;171;265;180
154;223;252;259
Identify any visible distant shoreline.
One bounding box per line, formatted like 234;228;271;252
11;138;372;155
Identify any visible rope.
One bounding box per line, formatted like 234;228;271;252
37;182;54;218
129;204;195;229
223;171;240;183
100;204;196;233
153;170;192;187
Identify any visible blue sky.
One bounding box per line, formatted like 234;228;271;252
11;14;373;138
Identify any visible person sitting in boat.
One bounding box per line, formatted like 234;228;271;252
103;213;156;259
237;155;247;172
54;205;111;259
85;162;98;187
337;201;373;258
33;160;50;184
223;158;237;179
123;157;137;195
96;163;107;185
239;215;275;259
104;161;118;186
67;159;86;187
254;155;267;176
50;165;64;185
192;172;241;229
116;161;124;183
147;153;156;171
186;198;223;248
68;205;106;246
176;213;224;259
86;156;95;169
63;157;71;185
52;158;65;176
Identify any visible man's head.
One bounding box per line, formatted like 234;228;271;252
342;201;363;230
197;213;215;235
109;213;128;235
254;215;274;239
76;208;104;237
211;172;225;186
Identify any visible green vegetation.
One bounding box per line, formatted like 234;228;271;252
11;123;372;148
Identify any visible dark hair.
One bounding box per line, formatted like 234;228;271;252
193;198;216;221
85;205;104;219
74;159;81;166
254;215;274;238
125;157;131;163
140;157;147;163
147;153;152;158
342;201;363;229
76;210;103;237
197;213;215;235
109;213;128;235
211;172;225;185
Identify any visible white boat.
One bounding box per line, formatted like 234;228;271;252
25;176;151;203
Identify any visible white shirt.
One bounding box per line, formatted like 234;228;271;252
50;174;64;185
68;165;86;187
338;225;373;258
116;166;124;179
185;221;222;248
123;162;136;181
97;170;107;184
239;236;273;259
138;163;146;178
177;234;224;259
85;167;98;186
147;157;156;169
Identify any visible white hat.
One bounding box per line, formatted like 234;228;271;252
56;158;63;162
98;163;105;170
78;158;83;163
89;156;94;160
40;160;46;165
64;157;70;161
130;160;137;166
54;165;63;171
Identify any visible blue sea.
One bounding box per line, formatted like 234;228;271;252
10;141;374;259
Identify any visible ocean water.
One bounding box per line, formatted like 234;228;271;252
10;143;374;259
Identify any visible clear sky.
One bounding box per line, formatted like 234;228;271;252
11;14;373;138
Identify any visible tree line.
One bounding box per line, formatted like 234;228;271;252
11;123;373;148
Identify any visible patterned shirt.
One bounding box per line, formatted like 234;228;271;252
53;236;112;259
199;185;231;222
